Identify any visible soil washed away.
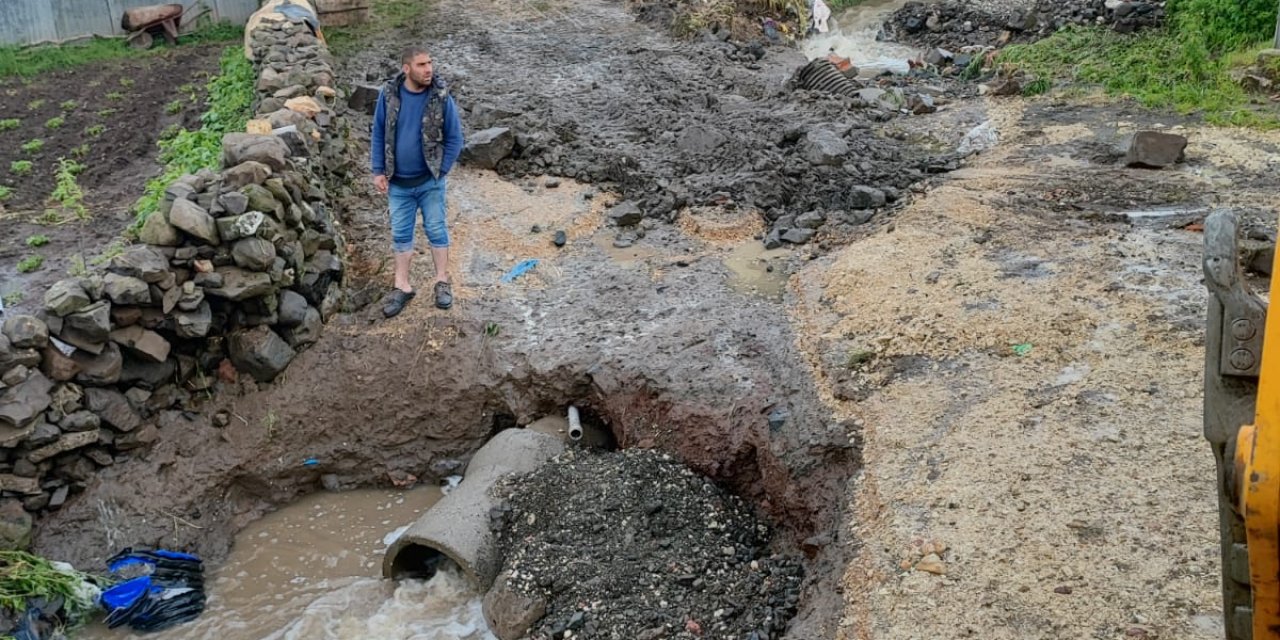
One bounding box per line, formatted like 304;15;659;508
79;487;493;640
490;448;805;640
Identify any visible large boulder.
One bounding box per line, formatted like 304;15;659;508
205;267;275;301
232;237;278;272
222;160;273;190
109;246;170;283
61;301;111;354
846;185;887;210
0;371;53;429
0;501;32;550
138;210;183;246
1126;131;1187;169
43;280;91;317
170;199;221;246
223;133;291;171
461;127;515;169
84;387;141;432
102;273;151;306
229;326;297;383
109;326;171;363
2;315;48;350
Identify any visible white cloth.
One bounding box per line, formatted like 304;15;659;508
811;0;832;33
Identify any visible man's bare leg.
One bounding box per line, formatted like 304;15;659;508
430;246;449;283
394;251;414;292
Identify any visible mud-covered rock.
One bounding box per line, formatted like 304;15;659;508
229;326;297;382
102;273;152;306
0;501;32;549
83;388;141;432
493;449;804;640
283;306;322;347
109;246;171;284
60;302;111;354
484;572;548;640
801;129;849;166
608;201;644;227
109;326;171;364
72;342;123;386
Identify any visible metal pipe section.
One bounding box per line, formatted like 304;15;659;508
382;429;564;590
567;406;583;441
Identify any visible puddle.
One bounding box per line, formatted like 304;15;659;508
725;242;790;301
802;0;929;77
81;486;495;640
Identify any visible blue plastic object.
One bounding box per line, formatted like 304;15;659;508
501;259;539;283
100;576;155;610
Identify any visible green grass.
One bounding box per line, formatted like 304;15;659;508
25;99;43;111
71;143;89;159
0;22;243;80
43;116;63;129
326;0;428;55
59;100;77;111
0;551;100;629
16;255;43;273
0;119;17;132
85;124;104;137
0;186;11;201
132;45;254;227
50;159;88;222
21;139;42;154
24;234;48;247
9;161;31;176
1;291;22;306
164;99;184;115
105;91;123;101
999;0;1280;127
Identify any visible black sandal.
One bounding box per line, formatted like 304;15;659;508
383;289;415;318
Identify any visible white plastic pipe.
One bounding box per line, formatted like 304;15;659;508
567;406;583;441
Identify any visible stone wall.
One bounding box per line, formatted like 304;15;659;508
0;16;350;543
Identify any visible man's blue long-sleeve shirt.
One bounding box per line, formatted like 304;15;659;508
370;84;464;180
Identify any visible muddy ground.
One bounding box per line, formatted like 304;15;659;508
22;0;1280;638
0;45;222;314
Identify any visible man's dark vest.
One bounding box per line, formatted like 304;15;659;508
381;72;449;179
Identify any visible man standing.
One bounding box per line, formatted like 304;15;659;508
371;45;464;317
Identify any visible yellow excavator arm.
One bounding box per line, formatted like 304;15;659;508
1206;210;1280;639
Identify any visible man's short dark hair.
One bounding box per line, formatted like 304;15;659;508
400;45;430;65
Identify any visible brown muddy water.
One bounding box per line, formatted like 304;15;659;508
80;487;494;640
801;0;929;76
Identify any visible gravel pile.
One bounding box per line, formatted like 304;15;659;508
884;0;1167;50
490;448;805;640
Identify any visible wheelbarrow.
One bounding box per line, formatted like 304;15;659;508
120;3;207;49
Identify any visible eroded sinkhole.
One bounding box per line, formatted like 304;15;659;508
385;411;811;640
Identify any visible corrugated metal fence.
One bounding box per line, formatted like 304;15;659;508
0;0;259;47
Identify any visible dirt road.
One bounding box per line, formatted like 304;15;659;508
31;0;1280;637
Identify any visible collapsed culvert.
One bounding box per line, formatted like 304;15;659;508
383;406;818;640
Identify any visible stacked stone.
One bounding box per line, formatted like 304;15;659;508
0;17;347;536
887;0;1166;49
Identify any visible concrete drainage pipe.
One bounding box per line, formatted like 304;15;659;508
382;428;564;589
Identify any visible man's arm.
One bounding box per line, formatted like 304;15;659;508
439;95;464;176
371;89;387;176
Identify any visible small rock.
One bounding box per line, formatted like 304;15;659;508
782;228;815;244
916;553;946;575
1054;585;1073;595
795;211;825;229
483;573;548;640
232;237;278;272
277;290;310;328
284;306;322;347
27;431;98;463
26;422;60;448
220;191;251;216
908;94;937;115
115;423;158;450
48;485;69;509
347;84;380;115
71;342;123;386
205;267;275;301
553;230;567;247
846;185;887;209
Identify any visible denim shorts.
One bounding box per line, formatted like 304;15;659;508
389;177;449;253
